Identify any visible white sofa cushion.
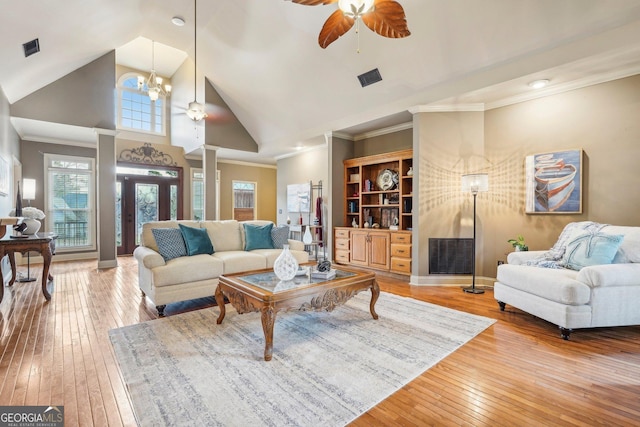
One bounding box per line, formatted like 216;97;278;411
251;249;309;268
496;264;590;305
577;263;640;288
604;225;640;263
152;254;224;287
213;251;267;274
203;220;243;252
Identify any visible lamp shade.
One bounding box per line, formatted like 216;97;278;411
22;178;36;200
461;173;489;194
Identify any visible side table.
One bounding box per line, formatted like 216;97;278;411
0;232;58;303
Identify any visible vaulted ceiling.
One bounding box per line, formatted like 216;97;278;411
3;0;640;164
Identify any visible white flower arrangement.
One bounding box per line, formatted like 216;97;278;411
9;206;46;220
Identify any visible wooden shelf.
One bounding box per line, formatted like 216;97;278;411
342;149;412;231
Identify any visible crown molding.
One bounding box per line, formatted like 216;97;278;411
353;122;413;141
217;159;277;169
93;128;117;136
331;131;353;141
19;134;97;148
408;103;486;114
485;65;640;110
274;143;327;161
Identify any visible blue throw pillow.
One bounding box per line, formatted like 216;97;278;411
562;232;624;271
271;225;289;249
151;228;187;261
179;224;214;256
244;223;274;251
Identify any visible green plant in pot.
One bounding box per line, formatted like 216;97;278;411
508;235;528;251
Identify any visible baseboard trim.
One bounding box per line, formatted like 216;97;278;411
17;251;99;265
97;259;118;269
410;275;495;287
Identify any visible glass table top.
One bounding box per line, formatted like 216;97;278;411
238;268;355;293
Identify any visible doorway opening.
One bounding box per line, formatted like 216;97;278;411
116;164;183;255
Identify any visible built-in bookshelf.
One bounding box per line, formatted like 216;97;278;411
343;149;413;231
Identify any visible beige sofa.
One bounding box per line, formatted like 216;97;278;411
133;220;308;315
495;222;640;339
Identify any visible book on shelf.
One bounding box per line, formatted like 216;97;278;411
311;269;336;280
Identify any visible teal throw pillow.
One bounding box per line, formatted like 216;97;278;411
562;232;624;271
179;224;214;256
244;223;274;251
271;225;289;249
151;228;187;261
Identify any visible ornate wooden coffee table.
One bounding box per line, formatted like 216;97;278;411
215;266;379;361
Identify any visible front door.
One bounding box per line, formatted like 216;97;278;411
116;165;183;255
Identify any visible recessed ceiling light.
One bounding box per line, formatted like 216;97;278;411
171;16;185;26
528;79;550;89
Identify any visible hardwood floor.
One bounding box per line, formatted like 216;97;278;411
1;257;639;426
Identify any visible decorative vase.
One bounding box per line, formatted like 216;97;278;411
273;244;298;281
407;166;413;176
22;218;41;235
302;226;313;244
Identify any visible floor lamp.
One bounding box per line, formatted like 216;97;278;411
18;178;37;283
461;173;489;294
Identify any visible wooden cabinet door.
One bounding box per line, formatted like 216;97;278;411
368;231;390;270
350;230;369;266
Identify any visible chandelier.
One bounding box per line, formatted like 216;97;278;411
138;41;171;102
186;0;208;121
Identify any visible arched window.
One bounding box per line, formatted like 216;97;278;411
117;73;165;135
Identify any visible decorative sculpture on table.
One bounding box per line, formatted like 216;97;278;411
12;182;27;236
9;207;45;235
273;244;299;281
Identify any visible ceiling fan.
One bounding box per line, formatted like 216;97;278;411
175;0;235;124
174;101;235;124
289;0;411;49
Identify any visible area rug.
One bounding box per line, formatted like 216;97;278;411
109;292;495;426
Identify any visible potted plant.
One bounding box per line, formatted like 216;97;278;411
508;235;528;251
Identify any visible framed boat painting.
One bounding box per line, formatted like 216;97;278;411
525;149;583;214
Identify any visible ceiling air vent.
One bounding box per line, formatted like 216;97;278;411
23;38;40;57
357;68;382;87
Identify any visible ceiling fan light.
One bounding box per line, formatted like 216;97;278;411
187;101;208;121
338;0;374;17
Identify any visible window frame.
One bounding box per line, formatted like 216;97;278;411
44;153;96;252
116;72;167;136
232;180;257;221
191;168;204;221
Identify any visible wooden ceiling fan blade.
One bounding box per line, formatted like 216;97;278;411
362;0;411;39
290;0;338;5
319;9;355;48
